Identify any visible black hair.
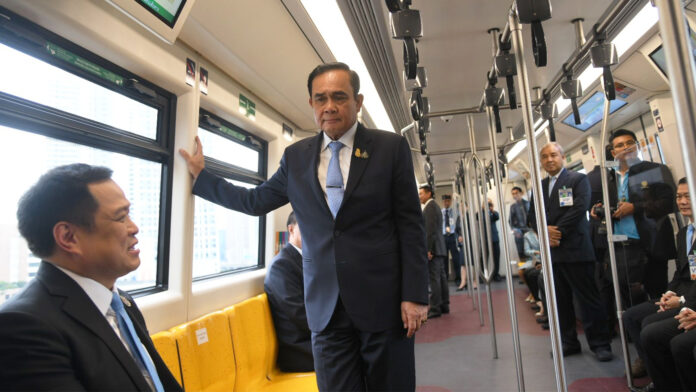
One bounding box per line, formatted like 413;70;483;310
307;62;360;99
679;177;688;185
419;185;433;197
609;129;638;145
287;211;297;227
17;163;113;258
512;186;523;193
604;144;614;161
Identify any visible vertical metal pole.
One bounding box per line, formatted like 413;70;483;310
486;106;525;391
465;156;485;325
654;0;696;220
509;10;567;392
468;115;498;359
598;98;635;390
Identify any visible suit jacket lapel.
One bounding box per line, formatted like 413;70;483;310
342;124;372;210
306;132;332;216
38;262;151;391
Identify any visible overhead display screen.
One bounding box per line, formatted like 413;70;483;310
561;91;627;132
137;0;187;27
649;25;696;78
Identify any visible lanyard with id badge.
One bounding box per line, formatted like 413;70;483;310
690;250;696;280
559;186;573;207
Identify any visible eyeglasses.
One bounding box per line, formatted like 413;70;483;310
612;140;636;150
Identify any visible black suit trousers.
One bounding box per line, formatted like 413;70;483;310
622;302;677;363
444;234;461;281
642;316;696;391
553;262;612;351
428;256;449;315
311;300;415;392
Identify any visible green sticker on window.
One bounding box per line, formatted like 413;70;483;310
219;125;247;143
45;42;123;86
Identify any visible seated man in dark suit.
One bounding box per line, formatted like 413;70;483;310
639;178;696;392
264;211;314;372
623;177;695;379
0;164;182;391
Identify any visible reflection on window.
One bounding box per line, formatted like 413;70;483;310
192;179;260;279
0;126;161;304
0;42;157;139
198;128;259;172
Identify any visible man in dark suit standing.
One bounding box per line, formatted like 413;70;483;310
420;185;449;318
180;62;429;391
509;186;530;261
528;143;613;361
264;211;314;372
0;164;182;391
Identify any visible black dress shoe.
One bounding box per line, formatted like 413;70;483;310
441;306;450;314
562;346;581;357
531;304;541;311
633;382;655;392
594;347;613;362
541;323;549;330
456;285;466;292
536;316;548;324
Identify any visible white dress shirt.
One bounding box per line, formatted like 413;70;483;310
317;121;358;203
54;263;112;317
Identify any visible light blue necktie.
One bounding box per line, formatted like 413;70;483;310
326;141;345;218
111;292;164;392
548;176;557;198
687;224;694;257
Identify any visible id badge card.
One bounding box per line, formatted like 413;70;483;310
689;253;696;280
559;187;573;207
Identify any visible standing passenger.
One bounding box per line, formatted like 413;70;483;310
180;62;429;391
509;186;530;261
0;164;182;391
528;143;613;361
420;185;449;318
591;129;676;305
264;211;313;372
441;194;463;286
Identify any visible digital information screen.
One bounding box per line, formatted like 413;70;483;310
137;0;187;26
561;91;627;131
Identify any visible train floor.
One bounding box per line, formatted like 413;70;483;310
414;278;649;392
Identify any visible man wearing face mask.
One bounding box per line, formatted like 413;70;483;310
591;129;676;307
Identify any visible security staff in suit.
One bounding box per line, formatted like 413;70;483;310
624;178;696;381
264;211;313;372
420;186;449;318
441;194;463;285
528;143;613;361
639;178;696;392
591;129;676;305
0;164;181;391
180;62;429;391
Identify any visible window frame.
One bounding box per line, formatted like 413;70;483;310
193;109;267;281
0;6;176;296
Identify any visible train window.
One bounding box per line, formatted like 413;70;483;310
0;41;158;140
0;8;175;299
193;110;267;280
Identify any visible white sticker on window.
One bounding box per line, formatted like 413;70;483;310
195;327;209;345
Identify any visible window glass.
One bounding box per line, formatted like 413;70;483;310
197;127;259;172
192;179;260;279
0;42;158;139
0;126;161;303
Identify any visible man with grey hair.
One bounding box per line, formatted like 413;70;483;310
528;142;613;361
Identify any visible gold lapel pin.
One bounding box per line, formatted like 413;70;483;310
361;151;369;159
120;295;131;307
355;148;361;158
